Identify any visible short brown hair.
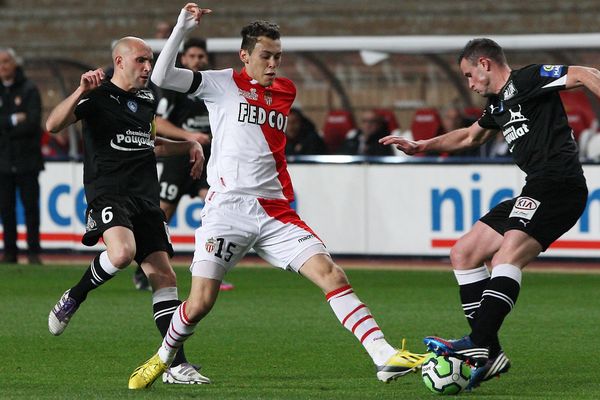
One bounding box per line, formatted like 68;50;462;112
240;21;280;53
183;37;207;54
458;38;507;66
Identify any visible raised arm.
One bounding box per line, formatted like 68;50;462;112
151;3;212;92
379;121;498;155
46;68;104;133
565;66;600;98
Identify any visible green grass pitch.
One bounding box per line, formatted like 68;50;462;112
1;262;599;399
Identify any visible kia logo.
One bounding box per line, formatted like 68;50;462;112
515;197;537;210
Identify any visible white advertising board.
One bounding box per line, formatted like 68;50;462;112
2;162;599;258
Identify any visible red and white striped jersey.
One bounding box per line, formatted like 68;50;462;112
192;67;296;201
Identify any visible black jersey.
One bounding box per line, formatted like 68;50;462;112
156;88;211;134
477;64;584;181
74;81;159;204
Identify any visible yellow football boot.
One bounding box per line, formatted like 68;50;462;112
128;353;168;389
376;339;428;382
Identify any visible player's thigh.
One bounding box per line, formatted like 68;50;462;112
492;229;542;268
505;179;588;251
102;226;136;267
299;253;349;293
450;221;504;269
191;203;255;279
82;195;135;247
131;203;174;265
254;206;328;273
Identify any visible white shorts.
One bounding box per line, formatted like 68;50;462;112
190;191;329;280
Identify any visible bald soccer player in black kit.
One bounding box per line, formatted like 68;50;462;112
46;36;211;385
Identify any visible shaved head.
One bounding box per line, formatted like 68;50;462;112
110;36;153;91
112;36;151;62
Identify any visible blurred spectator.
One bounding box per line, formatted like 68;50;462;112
440;104;481;157
441;105;471;134
0;47;43;264
155;21;174;39
285;108;328;155
337;110;393;156
438;104;509;159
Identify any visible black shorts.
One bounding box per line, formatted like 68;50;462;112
480;177;588;251
82;194;174;264
159;154;209;204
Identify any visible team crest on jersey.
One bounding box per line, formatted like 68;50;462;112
503;81;517;100
238;87;258;101
86;211;97;232
127;100;138;112
540;65;563;78
205;237;216;253
264;90;273;106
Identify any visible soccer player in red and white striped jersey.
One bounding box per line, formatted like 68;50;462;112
128;3;426;389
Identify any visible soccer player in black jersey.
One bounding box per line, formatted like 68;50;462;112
45;36;211;385
381;38;600;390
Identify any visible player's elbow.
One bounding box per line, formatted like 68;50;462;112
150;69;165;88
46;118;61;134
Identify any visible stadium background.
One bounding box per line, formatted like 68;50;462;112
2;3;600;400
1;1;600;260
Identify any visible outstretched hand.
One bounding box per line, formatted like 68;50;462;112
379;135;422;155
80;68;105;93
178;3;212;31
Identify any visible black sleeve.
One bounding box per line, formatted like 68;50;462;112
187;71;203;94
517;64;568;96
477;102;501;130
73;93;94;121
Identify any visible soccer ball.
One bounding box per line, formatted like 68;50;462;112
422;353;471;395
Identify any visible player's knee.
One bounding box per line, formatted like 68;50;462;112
450;242;477;268
108;245;135;268
316;262;349;290
329;263;349;285
449;245;465;267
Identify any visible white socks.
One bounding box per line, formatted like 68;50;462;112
326;285;396;365
157;302;197;364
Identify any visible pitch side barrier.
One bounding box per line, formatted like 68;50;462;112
2;157;599;259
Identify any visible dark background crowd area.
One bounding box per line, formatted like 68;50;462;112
2;0;600;161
